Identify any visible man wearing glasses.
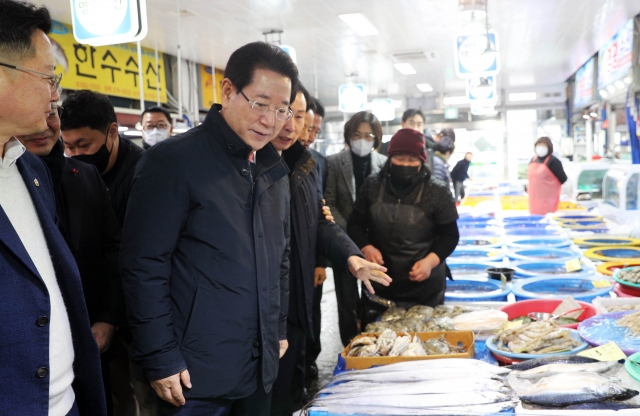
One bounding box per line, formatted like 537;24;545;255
120;42;297;415
140;106;173;149
16;101;123;414
0;1;106;415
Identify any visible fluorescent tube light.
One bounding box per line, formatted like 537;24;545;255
416;83;433;92
509;92;537;102
338;13;379;36
394;63;416;75
443;96;470;105
607;85;616;93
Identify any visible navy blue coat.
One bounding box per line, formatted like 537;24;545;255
120;106;291;399
0;151;106;416
282;142;361;335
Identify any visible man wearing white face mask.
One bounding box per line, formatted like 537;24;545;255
140;107;173;149
528;136;567;215
325;111;387;346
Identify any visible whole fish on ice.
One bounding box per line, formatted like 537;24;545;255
507;354;598;371
515;360;618;379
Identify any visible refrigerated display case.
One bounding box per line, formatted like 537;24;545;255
562;161;612;203
600;165;640;221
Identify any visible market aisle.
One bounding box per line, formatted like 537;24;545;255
314;268;346;389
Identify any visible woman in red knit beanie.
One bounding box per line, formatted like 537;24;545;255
346;128;460;327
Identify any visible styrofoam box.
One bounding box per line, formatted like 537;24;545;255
592;296;640;314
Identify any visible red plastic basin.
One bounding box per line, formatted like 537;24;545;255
499;299;597;329
615;283;640;298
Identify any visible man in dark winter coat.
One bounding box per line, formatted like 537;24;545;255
61;90;144;228
270;85;391;416
60;89;149;415
17;102;123;415
451;152;473;202
120;42;300;416
0;1;106;414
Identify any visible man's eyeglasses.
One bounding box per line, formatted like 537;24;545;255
239;90;293;122
143;122;171;131
0;62;62;94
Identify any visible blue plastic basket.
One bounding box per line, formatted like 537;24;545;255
458;215;493;223
503;222;552;229
448;262;498;279
513;260;594;279
504;228;563;236
503;215;545;222
458;236;502;248
512;277;613;302
449;247;505;262
507;237;572;250
445;279;511;302
507;248;580;262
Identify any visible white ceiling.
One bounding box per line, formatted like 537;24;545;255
44;0;640;107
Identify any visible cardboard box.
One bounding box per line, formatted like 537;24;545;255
341;331;475;370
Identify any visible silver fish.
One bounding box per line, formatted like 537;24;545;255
336;358;511;375
321;379;511;397
331;369;505;384
313;391;514;409
307;401;518;415
507;354;598;371
519;373;639;406
516;360;618;379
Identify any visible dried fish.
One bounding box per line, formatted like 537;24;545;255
376;328;397;356
389;334;412;357
617;310;640;336
608;304;640;313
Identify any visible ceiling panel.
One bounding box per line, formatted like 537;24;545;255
43;0;640;106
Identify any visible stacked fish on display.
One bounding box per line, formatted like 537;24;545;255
346;329;465;358
493;321;581;355
506;355;640;410
305;359;518;415
364;304;489;333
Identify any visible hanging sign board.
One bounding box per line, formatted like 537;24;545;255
574;57;595;109
339;83;367;113
371;98;395;121
50;20;167;103
597;19;633;90
454;31;500;78
467;75;497;104
201;65;224;109
70;0;148;46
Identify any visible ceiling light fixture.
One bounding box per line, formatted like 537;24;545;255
118;126;129;132
443;96;470;105
599;89;608;98
624;77;632;84
607;84;616;93
615;80;625;89
590;112;598;118
338;13;379;36
394;63;416;75
416;83;433;92
509;92;536;102
582;115;590;120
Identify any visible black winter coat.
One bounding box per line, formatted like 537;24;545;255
120;106;291;399
41;141;123;327
101;135;144;227
282;142;361;335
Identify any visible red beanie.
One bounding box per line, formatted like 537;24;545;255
387;128;427;163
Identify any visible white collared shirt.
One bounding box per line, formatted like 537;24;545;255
0;137;26;168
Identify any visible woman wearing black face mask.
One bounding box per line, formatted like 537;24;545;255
347;129;460;326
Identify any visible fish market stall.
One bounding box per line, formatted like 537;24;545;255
511;277;613;302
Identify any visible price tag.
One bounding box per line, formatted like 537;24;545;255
577;342;627;361
565;258;582;273
502;320;524;330
592;280;612;288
